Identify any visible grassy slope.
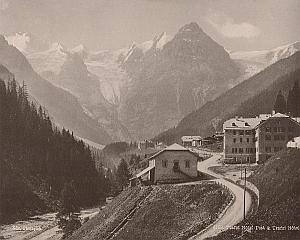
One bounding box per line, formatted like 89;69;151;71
209;149;300;240
69;182;232;240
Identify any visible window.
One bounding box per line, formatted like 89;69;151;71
162;160;168;168
265;127;271;133
239;130;244;135
233;138;236;143
265;147;271;153
247;138;250;143
274;135;280;141
240;138;243;143
280;135;285;141
239;148;243;153
273;127;278;133
245;130;251;135
265;135;271;141
185;160;190;168
232;148;235;153
233;130;237;135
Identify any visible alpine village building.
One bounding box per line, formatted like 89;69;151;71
131;143;199;185
223;112;300;164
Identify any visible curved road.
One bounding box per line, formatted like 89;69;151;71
189;151;252;240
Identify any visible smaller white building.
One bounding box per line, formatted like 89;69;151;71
181;136;202;147
287;136;300;149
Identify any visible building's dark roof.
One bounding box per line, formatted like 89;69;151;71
148;143;197;160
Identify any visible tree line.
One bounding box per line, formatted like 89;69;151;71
274;80;300;116
0;78;109;223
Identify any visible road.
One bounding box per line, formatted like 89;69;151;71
189;150;252;240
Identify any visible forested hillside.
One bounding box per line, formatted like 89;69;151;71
0;77;106;224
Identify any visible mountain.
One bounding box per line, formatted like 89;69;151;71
0;35;112;144
118;22;240;139
231;41;300;83
23;22;240;141
154;52;300;144
26;42;132;141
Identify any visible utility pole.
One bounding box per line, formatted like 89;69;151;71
243;168;247;220
240;156;243;180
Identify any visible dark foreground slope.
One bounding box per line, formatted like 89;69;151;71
69;182;232;240
0;78;105;224
210;149;300;240
154;52;300;144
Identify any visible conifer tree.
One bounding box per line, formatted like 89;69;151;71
287;80;300;117
273;90;287;114
57;181;81;239
116;159;131;190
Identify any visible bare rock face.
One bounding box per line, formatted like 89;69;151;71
119;22;240;139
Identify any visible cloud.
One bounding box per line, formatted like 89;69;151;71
5;33;30;53
207;11;261;39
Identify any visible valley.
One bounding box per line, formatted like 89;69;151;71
1;3;300;239
4;25;300;144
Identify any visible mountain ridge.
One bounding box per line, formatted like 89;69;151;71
0;35;112;144
154;51;300;144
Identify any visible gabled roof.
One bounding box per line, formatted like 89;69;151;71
148;143;195;160
165;143;188;151
256;112;300;129
223;117;262;130
271;113;290;118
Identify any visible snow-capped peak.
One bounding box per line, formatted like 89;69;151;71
231;41;300;64
122;32;172;62
71;44;88;53
178;22;202;33
49;42;66;53
123;42;138;62
153;32;171;50
71;44;89;59
230;41;300;83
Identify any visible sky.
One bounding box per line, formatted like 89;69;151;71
0;0;299;52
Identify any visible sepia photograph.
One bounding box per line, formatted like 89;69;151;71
0;0;299;239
